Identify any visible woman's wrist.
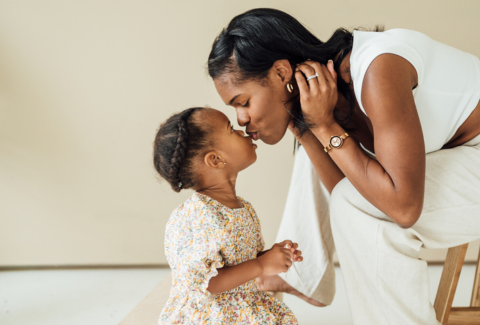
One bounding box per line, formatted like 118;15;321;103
311;120;344;147
312;118;337;133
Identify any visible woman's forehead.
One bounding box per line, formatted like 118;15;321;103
214;77;242;104
214;76;267;106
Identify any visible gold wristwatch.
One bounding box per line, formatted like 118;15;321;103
324;133;349;153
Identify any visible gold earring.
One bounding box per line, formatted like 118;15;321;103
286;83;294;93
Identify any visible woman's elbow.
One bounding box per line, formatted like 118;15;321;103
391;200;423;229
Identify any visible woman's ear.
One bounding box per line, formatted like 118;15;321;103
272;59;294;83
203;151;226;169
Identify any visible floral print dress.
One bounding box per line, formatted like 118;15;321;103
158;192;298;325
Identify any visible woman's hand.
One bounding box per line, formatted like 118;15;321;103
257;240;302;276
295;60;338;129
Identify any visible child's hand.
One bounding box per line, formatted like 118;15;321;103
280;240;303;263
257;243;294;276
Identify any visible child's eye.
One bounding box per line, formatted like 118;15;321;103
230;125;235;133
242;100;249;108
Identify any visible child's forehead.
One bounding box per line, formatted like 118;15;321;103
201;108;229;125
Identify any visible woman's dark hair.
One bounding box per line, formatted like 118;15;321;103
153;107;212;192
208;8;382;138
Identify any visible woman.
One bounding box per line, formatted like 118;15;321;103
207;8;480;325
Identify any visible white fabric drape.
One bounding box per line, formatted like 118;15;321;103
275;145;336;305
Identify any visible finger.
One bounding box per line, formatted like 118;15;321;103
296;63;319;88
291;243;299;250
294;70;310;96
293;249;302;257
326;59;337;83
279;239;294;249
285;258;293;267
303;61;331;90
295;256;304;262
302;60;326;81
282;248;294;259
320;63;336;90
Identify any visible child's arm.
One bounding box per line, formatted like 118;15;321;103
207;240;301;295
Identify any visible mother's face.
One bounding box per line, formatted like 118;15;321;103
213;60;294;145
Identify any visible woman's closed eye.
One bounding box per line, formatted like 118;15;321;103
242;100;249;108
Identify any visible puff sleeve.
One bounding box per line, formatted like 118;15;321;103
165;203;229;303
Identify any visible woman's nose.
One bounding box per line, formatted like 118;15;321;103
236;109;250;127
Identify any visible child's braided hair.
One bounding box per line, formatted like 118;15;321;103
153;107;212;192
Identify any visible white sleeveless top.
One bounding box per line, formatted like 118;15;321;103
350;29;480;153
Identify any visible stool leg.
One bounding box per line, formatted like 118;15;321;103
471;248;480;307
434;243;469;324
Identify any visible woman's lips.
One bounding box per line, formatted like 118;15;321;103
249;132;259;141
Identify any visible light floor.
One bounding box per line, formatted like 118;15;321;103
0;265;476;325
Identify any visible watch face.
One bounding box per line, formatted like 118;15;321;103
330;136;343;148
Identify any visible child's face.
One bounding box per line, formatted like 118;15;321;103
204;108;257;171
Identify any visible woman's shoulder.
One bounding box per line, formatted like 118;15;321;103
353;28;428;45
351;28;429;60
350;28;427;112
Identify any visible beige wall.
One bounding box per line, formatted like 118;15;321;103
1;0;479;267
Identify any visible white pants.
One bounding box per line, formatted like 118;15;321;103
329;134;480;324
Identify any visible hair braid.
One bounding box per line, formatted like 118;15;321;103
153;107;212;193
169;110;195;189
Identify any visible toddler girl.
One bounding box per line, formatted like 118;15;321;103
153;107;302;324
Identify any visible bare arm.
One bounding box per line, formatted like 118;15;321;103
296;56;425;228
207;259;263;295
207;241;301;295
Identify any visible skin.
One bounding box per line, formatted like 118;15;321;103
214;70;293;145
215;57;480;227
188;108;303;295
214;53;480;303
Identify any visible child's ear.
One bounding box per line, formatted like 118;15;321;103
204;151;226;169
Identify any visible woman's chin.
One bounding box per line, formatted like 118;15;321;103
261;133;284;145
261;126;289;145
